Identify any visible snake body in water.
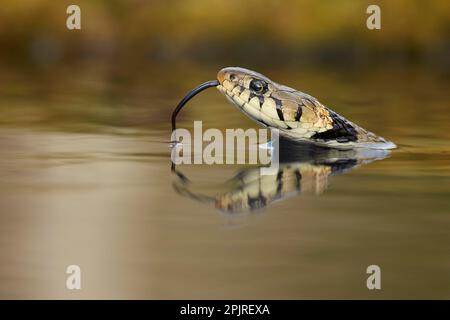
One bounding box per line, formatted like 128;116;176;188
172;67;395;150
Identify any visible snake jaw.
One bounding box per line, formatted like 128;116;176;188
217;85;239;107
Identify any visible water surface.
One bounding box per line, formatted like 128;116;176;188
0;64;448;299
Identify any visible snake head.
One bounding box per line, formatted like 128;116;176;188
217;67;276;108
216;67;309;130
217;67;273;93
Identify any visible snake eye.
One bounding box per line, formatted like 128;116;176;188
250;79;268;94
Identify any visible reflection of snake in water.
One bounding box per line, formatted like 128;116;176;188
172;67;395;150
172;141;390;214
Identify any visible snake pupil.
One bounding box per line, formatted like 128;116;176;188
250;79;267;94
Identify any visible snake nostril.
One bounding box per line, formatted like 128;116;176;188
229;74;236;81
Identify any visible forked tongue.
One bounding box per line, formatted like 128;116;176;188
171;80;219;131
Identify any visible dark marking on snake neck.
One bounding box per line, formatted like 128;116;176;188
311;111;358;143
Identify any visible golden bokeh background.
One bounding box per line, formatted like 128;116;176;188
0;0;449;67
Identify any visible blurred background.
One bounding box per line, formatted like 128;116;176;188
0;0;449;299
0;0;449;131
1;0;449;67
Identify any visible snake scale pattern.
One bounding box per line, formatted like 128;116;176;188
216;67;395;149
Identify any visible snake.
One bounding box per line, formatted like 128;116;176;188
171;67;396;150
